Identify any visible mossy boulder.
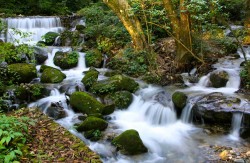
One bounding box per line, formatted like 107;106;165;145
90;75;139;95
85;49;103;68
40;67;66;83
44;32;60;45
69;91;104;115
39;65;51;73
8;63;37;83
81;68;99;90
76;116;108;132
105;91;133;109
102;104;116;115
53;51;79;69
84;129;102;141
112;129;148;155
209;71;229;88
172;91;187;117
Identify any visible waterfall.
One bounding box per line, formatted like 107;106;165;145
2;16;64;44
229;112;243;140
181;102;194;123
75;52;87;70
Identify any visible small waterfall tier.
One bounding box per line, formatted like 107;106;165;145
1;16;64;44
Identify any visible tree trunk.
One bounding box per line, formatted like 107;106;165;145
103;0;147;51
162;0;192;64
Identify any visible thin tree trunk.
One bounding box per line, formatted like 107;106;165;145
103;0;147;51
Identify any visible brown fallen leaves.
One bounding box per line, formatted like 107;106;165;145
12;108;101;163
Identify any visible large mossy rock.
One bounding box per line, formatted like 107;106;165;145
40;67;66;83
192;92;242;124
112;129;148;155
104;91;133;109
85;49;103;68
44;32;60;45
53;51;79;69
81;68;99;90
8;63;37;83
209;71;229;88
70;91;104;115
90;75;139;95
172;91;187;117
76;116;108;132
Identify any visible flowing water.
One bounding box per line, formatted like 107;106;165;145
1;17;64;44
5;17;249;162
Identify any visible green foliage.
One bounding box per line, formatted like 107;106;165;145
85;49;103;68
77;2;130;53
240;62;250;89
15;83;45;102
107;48;149;77
219;0;245;21
0;114;34;163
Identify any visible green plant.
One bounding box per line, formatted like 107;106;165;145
240;62;250;89
0;114;34;163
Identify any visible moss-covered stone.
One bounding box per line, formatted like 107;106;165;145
54;51;79;69
90;75;139;95
102;104;116;115
39;65;51;73
104;70;121;77
81;68;99;90
8;63;37;83
76;116;108;132
85;49;103;68
210;71;229;88
84;129;102;141
172;91;187;117
44;32;60;45
40;67;66;83
112;129;148;155
69;92;104;115
106;91;133;109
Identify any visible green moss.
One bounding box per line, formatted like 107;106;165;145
108;91;133;109
40;65;51;73
112;129;148;155
210;71;229;88
54;51;79;69
8;63;37;83
81;69;99;90
172;91;187;109
85;49;103;68
44;32;60;45
102;104;115;115
40;67;66;83
84;129;102;141
69;91;104;115
76;116;108;132
90;75;139;95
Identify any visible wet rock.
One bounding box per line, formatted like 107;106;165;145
81;68;99;90
46;102;67;120
172;91;187;117
40;67;66;83
102;104;116;115
53;51;79;69
8;63;37;83
112;129;148;155
85;49;103;68
44;32;60;45
209;70;229;88
90;75;139;95
192;92;242;124
34;47;48;64
70;91;104;115
76;116;108;132
59;83;85;96
0;61;8;68
234;159;245;163
104;91;133;109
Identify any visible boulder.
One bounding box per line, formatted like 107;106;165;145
46;102;67;120
59;82;85;96
209;71;229;88
172;91;187;117
85;49;103;68
90;75;139;95
81;68;99;90
40;67;66;83
69;91;104;115
192;92;242;124
104;91;133;109
8;63;37;83
84;129;102;141
53;51;79;69
34;47;48;64
44;32;60;45
112;129;148;155
102;104;116;115
76;116;108;132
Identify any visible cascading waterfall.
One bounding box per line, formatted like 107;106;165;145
1;17;64;44
229;113;243;140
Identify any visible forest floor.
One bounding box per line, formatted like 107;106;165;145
10;108;101;163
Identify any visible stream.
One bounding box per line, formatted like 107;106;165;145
2;16;250;162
